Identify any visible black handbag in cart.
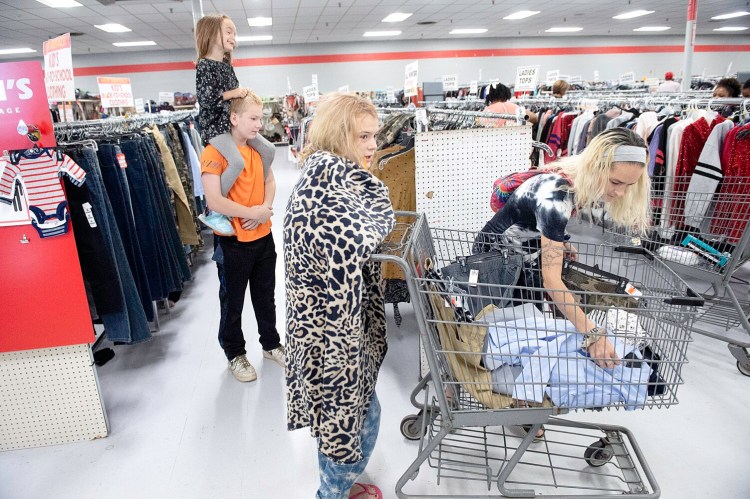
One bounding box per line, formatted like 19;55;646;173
439;250;523;315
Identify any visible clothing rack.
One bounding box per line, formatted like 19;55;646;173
515;95;750;111
53;111;197;140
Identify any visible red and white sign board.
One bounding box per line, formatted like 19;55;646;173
43;33;75;102
97;76;134;108
0;61;56;151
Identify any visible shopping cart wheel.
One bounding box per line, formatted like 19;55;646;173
736;360;750;377
584;438;614;467
400;414;425;440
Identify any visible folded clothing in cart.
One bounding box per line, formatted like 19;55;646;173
483;314;651;410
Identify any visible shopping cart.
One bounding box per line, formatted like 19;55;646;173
374;212;703;498
608;176;750;375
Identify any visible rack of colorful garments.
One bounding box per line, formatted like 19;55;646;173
51;111;205;346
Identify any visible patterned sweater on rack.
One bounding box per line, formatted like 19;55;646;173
545;112;565;157
0;151;86;237
684;120;734;229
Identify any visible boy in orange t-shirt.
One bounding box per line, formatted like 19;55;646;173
200;89;284;382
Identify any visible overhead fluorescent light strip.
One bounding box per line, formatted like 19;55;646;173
714;26;748;31
633;26;671;31
0;48;36;55
236;35;273;42
711;11;750;20
35;0;82;7
248;17;272;27
363;31;401;37
504;11;541;20
450;28;488;34
113;41;156;47
382;13;412;23
613;10;655;20
545;27;583;33
95;23;131;33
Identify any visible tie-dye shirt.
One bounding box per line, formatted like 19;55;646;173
479;173;573;244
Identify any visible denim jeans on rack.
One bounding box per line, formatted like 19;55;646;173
142;135;191;284
68;146;151;344
120;138;174;300
317;393;381;499
98;143;154;321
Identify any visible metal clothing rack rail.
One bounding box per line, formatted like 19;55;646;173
53;110;198;139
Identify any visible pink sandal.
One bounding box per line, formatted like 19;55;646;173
348;483;383;499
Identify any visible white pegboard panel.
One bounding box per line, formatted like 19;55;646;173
0;344;108;451
415;126;533;234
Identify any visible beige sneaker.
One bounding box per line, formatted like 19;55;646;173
262;345;286;368
228;354;257;382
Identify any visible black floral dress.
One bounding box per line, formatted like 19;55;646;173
196;58;238;145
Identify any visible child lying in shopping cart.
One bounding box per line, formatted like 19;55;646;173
473;128;652;436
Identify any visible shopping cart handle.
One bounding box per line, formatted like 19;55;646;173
614;245;655;261
664;288;705;307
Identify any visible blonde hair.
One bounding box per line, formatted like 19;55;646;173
552;80;570;97
230;88;263;115
195;14;233;63
554;128;651;234
298;93;378;167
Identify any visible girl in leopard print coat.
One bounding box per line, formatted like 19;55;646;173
283;93;395;499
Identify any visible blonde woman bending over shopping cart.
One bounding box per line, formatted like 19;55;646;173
474;128;651;434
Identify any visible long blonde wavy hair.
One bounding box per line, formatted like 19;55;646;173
298;93;377;168
553;128;651;234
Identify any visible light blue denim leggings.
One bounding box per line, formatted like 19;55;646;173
316;392;381;499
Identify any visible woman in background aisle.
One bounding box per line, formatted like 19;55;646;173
284;93;395;499
483;82;537;126
552;79;571;98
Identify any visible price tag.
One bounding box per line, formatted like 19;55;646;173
625;283;643;299
116;153;128;169
468;269;479;287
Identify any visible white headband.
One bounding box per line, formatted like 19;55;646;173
613;145;647;164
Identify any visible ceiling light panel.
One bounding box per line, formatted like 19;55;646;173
95;24;131;33
248;17;272;27
450;28;488;34
711;11;750;20
35;0;81;7
503;11;541;20
113;41;156;47
633;26;671;31
0;48;36;55
546;27;583;32
382;13;413;23
236;35;274;41
363;31;401;37
713;26;748;31
613;10;655;20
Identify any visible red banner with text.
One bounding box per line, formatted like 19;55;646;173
0;61;56;151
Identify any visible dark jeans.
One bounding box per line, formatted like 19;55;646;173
218;233;280;360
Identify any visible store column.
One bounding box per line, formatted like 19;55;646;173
682;0;698;92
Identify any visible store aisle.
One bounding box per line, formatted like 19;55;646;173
1;148;749;498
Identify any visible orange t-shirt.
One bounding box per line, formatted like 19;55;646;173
200;144;271;242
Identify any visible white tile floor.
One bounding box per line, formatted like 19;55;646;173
1;148;750;498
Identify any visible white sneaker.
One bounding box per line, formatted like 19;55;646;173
228;354;257;382
263;345;286;368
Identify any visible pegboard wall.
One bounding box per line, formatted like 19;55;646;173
415;126;533;234
0;344;108;451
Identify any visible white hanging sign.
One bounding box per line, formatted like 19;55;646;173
619;72;636;85
569;76;583;84
303;83;319;102
594;70;600;83
515;65;540;92
43;33;75;102
338;85;350;93
546;70;560;85
559;74;571;82
287;77;292;93
469;80;478;95
134;98;145;113
386;86;396;102
312;74;318;85
442;74;458;91
404;61;419;97
97;77;135;108
158;92;174;104
645;77;659;88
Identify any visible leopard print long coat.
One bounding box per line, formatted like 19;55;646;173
283;150;395;464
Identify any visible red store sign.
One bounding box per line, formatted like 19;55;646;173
0;60;56;152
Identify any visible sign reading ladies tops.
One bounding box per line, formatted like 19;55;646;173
0;61;56;151
43;33;75;102
97;76;135;108
515;65;540;92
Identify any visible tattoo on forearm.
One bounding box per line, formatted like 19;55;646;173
541;243;564;269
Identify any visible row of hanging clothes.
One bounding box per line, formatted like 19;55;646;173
47;111;205;345
518;94;750;251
